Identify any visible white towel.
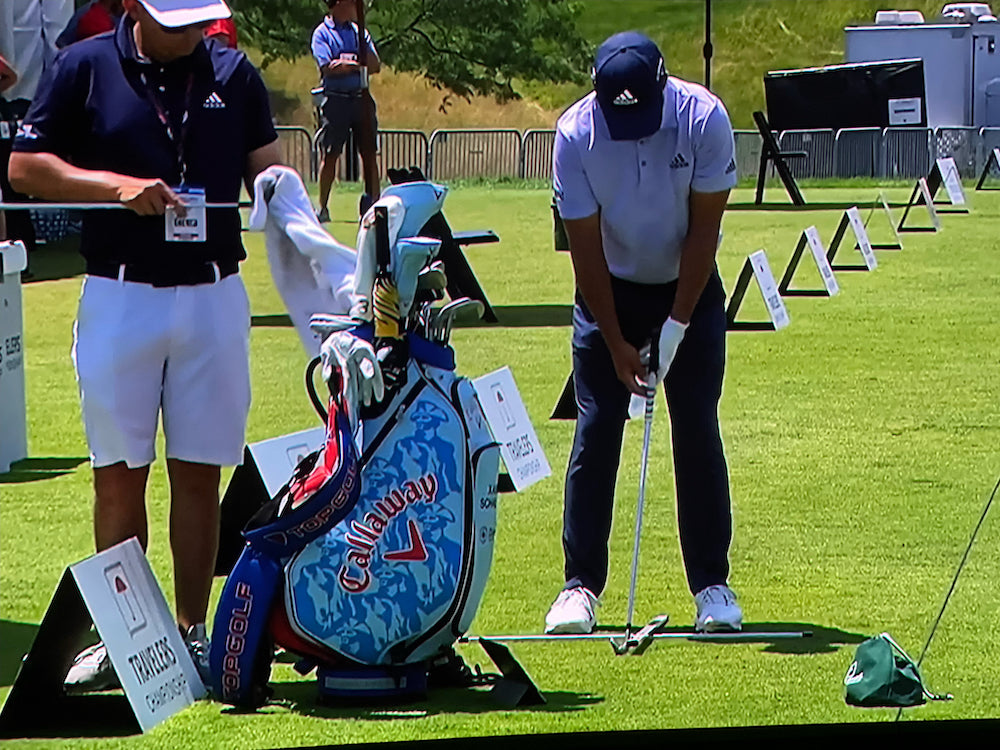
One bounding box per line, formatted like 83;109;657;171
249;165;357;356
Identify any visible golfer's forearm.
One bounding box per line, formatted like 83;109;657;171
567;229;625;348
8;152;123;202
671;233;718;323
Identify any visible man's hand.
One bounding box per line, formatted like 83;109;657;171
609;338;647;396
654;317;689;383
115;178;182;216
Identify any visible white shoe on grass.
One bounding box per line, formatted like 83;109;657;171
64;642;119;693
694;584;743;632
183;623;211;688
544;586;599;634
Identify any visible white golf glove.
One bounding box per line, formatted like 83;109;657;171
655;317;689;384
320;331;385;430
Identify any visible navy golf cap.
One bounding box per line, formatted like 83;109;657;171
593;31;667;141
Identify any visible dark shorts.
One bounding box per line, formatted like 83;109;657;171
319;94;377;155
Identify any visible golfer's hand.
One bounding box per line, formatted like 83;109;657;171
654;317;689;384
116;178;181;216
610;339;647;396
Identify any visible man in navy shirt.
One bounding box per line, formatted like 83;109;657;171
311;0;380;222
546;32;742;636
10;0;281;690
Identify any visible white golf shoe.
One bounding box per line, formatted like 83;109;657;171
694;584;743;632
544;586;599;634
64;642;119;693
183;623;211;688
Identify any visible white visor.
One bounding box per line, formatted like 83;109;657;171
138;0;232;28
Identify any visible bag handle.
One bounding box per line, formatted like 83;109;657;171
879;632;954;702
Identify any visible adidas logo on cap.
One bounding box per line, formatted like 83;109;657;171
203;92;226;109
669;153;690;169
612;89;639;106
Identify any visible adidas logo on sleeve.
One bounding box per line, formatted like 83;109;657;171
203;92;226;109
669;153;690;169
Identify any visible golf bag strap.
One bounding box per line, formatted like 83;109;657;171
209;546;283;706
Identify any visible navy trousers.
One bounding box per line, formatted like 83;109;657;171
562;272;732;596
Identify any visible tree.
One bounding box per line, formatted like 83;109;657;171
232;0;592;103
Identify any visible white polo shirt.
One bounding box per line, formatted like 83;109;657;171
553;76;737;284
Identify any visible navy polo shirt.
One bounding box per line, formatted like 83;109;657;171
13;17;277;276
311;18;377;95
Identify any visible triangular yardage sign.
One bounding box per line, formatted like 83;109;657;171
778;226;839;297
827;207;878;271
0;539;204;738
898;177;942;232
864;192;903;250
975;147;1000;191
726;249;790;331
926;157;968;211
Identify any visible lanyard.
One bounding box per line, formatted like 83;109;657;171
139;69;195;187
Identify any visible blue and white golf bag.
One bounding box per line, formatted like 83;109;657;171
211;181;500;707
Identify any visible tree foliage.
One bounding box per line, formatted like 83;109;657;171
232;0;592;102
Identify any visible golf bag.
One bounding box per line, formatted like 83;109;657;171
210;180;500;707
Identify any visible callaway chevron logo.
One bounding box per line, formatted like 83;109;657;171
203;91;226;109
670;153;690;169
612;89;638;106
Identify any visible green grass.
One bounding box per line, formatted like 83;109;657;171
2;182;1000;747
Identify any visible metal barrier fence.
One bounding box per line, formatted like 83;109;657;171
522;129;556;180
427;129;522;181
302;125;1000;183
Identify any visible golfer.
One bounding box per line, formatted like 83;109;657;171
9;0;281;688
546;31;741;634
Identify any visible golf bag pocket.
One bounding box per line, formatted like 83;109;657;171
279;363;499;668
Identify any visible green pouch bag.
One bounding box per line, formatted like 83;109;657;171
844;632;953;707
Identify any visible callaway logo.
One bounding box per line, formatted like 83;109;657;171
844;662;864;686
613;89;639;106
669;153;690;169
203;91;226;109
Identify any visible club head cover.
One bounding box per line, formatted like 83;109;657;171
380;180;449;238
353;196;405;320
393;237;441;318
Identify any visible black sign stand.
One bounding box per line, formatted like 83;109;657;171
975;147;1000;191
778;232;834;296
925;161;969;214
0;571;139;739
752;111;807;206
725;256;778;331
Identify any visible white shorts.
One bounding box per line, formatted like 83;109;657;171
72;273;252;469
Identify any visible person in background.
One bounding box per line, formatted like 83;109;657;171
56;0;123;47
204;16;237;48
0;0;73;275
9;0;281;690
311;0;380;222
545;31;743;636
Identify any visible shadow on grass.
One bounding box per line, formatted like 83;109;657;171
252;680;601;719
0;620;39;687
727;201;906;212
0;457;88;484
20;235;85;284
252;305;574;330
591;622;866;655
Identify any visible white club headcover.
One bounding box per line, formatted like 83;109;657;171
380;180;449;237
352;195;405;321
320;331;385;432
393;237;441;318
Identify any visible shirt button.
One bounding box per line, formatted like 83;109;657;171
641;161;647;166
159;86;166;92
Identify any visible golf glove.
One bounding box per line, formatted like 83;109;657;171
654;317;689;384
321;331;385;430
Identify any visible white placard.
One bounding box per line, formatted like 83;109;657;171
845;207;878;270
0;241;28;473
71;538;205;733
888;97;922;126
917;177;942;230
936;157;967;206
471;367;551;491
802;227;840;295
247;426;325;499
749;249;790;330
